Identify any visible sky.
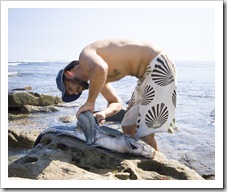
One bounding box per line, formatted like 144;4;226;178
7;3;216;62
1;1;224;189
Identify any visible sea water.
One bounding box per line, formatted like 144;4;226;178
8;60;215;174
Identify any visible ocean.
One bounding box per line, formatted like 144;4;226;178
8;60;215;176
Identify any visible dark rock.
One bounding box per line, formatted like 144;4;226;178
106;109;126;122
11;86;32;91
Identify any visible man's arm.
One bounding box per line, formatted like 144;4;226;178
93;83;122;124
76;48;108;117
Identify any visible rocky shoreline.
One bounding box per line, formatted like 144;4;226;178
8;91;212;180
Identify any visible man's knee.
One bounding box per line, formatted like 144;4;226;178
141;133;158;151
122;125;136;136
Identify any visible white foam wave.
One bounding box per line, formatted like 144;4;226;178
8;60;70;64
8;72;18;76
8;62;21;66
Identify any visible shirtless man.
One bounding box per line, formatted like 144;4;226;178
56;39;177;150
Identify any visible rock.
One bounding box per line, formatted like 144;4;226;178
8;92;62;107
8;131;204;180
59;115;77;123
179;145;215;179
8;92;62;114
21;105;59;114
9;92;39;107
11;86;32;91
105;109;126;122
38;94;62;106
8;113;29;120
8;128;41;148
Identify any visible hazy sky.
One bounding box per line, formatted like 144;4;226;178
1;1;224;189
8;4;215;62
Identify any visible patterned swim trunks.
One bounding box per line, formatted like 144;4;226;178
121;52;177;138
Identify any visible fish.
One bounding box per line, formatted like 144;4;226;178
34;111;155;158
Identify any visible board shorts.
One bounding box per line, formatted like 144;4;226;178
121;52;177;138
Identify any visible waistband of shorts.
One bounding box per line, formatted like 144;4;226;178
139;51;165;82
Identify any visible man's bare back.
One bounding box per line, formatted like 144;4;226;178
80;39;163;82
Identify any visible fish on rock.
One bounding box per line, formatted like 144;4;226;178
34;111;155;158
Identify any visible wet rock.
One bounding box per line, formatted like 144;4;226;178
8;131;204;180
59;115;77;123
8;92;62;107
8;113;29;120
105;109;126;122
9;92;39;107
179;145;215;179
11;86;32;91
21;105;59;114
8;92;62;114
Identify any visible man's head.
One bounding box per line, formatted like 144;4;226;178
56;60;89;102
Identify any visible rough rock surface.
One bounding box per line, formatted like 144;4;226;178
8;131;204;180
8;91;62;114
9;128;41;148
178;146;215;179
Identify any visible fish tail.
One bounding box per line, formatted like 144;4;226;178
33;133;44;147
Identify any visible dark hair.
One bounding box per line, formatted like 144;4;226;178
65;60;80;71
63;60;80;81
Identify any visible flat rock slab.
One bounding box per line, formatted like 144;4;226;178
8;133;204;180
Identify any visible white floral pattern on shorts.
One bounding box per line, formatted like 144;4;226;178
121;52;177;138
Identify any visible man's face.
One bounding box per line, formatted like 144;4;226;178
64;77;89;95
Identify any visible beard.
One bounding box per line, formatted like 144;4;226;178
78;80;89;90
71;77;89;90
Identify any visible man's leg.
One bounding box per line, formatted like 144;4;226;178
141;133;158;151
122;125;137;137
122;125;158;151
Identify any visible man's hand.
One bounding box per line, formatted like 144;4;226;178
76;101;95;118
93;111;106;125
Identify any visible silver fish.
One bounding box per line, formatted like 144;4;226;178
34;111;155;158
